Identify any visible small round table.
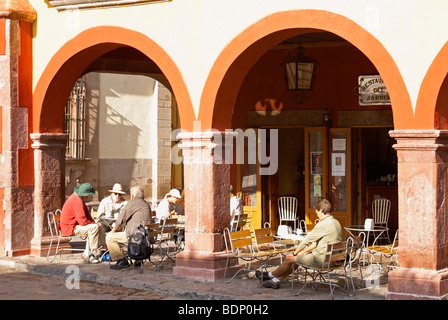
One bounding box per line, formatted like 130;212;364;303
344;225;389;248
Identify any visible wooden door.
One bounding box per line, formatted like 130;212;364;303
329;128;352;234
304;127;328;229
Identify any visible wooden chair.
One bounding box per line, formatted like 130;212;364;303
223;228;263;283
46;209;89;262
230;213;248;231
278;196;298;232
253;226;294;269
292;238;356;299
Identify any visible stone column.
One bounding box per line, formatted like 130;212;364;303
30;133;67;256
0;1;36;256
387;130;448;300
173;130;238;281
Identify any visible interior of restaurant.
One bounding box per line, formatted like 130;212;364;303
229;32;398;236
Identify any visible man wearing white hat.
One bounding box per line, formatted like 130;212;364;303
97;183;128;237
155;188;183;223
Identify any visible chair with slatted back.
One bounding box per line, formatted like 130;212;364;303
47;209;89;262
152;217;178;269
253;226;294;264
292;238;356;299
278;196;298;232
223;227;259;282
230;213;248;232
372;198;391;243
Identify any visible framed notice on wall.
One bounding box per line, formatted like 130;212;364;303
331;153;346;177
311;152;323;175
358;75;391;106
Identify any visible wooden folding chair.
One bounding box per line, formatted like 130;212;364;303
223;228;259;283
292;238;356;299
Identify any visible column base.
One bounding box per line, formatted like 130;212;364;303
386;267;448;300
173;250;242;281
30;235;72;257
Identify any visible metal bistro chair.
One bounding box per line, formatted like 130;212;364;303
278;196;298;232
47;209;90;262
152;217;178;269
292;238;356;299
372;198;391;243
366;229;399;274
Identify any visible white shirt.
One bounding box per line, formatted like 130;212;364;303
155;197;183;222
230;195;242;223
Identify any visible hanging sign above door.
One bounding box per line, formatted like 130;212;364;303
357;75;391;106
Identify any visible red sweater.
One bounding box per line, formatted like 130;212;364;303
61;193;95;236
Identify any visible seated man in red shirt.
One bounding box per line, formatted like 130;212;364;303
61;183;104;263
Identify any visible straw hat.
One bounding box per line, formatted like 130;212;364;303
108;183;126;195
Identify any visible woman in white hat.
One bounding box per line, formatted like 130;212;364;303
97;183;128;235
155;188;183;223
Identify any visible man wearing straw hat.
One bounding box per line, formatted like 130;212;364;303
97;183;128;234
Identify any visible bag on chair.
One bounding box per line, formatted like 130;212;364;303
128;224;152;260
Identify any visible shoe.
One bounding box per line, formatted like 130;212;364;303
134;260;142;267
261;280;280;289
110;258;130;270
255;270;271;281
88;255;100;264
82;254;100;264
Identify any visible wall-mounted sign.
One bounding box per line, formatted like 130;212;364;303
358;75;391;106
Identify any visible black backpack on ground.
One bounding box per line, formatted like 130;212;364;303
127;224;152;261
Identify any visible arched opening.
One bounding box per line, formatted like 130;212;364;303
30;27;193;255
198;10;411;239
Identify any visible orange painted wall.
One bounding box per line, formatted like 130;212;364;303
34;27;195;134
0;187;4;254
233;45;386;128
0;19;5;55
0;19;5;155
18;21;34;187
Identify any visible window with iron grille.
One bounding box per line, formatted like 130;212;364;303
64;79;87;159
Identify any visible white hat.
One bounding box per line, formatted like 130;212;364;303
167;189;181;199
108;183;126;195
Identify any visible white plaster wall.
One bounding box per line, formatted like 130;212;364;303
98;73;155;159
31;0;448;115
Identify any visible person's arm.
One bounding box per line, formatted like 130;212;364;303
293;242;317;256
74;201;94;226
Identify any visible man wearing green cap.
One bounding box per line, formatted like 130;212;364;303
61;182;104;263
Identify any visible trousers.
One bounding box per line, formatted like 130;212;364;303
106;231;128;261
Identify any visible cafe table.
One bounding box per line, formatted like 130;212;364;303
274;232;305;247
344;225;389;248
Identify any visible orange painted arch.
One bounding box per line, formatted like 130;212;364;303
416;41;448;129
199;9;414;130
33;26;195;133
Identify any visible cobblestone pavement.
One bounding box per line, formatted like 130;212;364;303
0;252;388;301
0;265;183;300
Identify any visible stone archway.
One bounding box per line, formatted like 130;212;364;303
31;26;194;256
198;10;413;131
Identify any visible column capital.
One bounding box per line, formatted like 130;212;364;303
177;130;238;149
390;129;448;151
30;133;67;150
0;0;37;23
